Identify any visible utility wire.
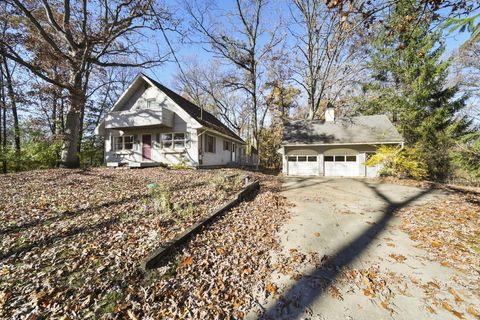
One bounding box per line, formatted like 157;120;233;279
149;3;203;120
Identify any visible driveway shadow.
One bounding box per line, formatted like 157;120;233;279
260;180;433;319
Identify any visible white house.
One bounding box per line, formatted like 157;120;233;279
95;73;255;168
281;108;404;177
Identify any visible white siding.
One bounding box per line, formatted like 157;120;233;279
201;133;237;166
104;84;203;167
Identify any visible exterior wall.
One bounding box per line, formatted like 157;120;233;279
282;144;389;177
104;84;204;166
104;118;199;166
200;132;242;166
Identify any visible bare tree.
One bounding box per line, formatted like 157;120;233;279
0;56;6;173
184;0;281;164
0;0;173;167
1;58;20;170
175;57;248;136
454;39;480;122
290;0;368;120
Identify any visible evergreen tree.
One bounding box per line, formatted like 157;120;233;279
358;0;472;180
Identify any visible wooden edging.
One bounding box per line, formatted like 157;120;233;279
140;179;260;271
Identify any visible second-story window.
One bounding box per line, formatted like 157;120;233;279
146;99;155;109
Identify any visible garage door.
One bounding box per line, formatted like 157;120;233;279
324;155;359;177
287;155;319;176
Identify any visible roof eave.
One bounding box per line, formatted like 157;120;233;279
282;141;404;147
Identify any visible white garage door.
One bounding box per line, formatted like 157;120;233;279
324;155;359;177
287;155;319;176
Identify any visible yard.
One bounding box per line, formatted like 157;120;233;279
0;168;289;319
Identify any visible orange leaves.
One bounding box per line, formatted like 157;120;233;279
216;247;227;256
442;301;465;319
431;240;443;248
328;285;343;301
467;305;480;318
388;254;407;262
181;256;193;267
265;282;278;296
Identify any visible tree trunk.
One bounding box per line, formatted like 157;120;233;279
60;74;85;168
1;100;6;174
3;60;21;171
0;65;6;174
52;93;57;135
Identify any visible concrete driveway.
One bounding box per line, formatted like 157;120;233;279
255;177;476;320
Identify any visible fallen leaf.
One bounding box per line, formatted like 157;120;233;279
389;254;407;262
181;256;193;267
265;283;278;296
467;305;479;317
314;232;321;237
431;240;443;248
442;301;465;319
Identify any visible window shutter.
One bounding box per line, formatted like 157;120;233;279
110;135;114;151
204;135;208;152
213;137;216;153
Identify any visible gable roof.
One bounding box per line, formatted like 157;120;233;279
141;74;244;143
283;115;404;145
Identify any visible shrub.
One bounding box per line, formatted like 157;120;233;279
364;145;428;180
79;141;104;168
170;158;190;170
147;183;173;214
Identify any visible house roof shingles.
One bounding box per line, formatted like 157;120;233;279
143;74;244;143
283;115;404;145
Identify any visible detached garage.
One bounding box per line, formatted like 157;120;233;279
281;109;404;177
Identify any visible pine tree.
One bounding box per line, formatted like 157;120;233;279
358;0;472;180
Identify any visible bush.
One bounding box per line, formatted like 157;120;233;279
13;137;63;170
364;145;428;180
79;140;104;168
170;158;190;170
147;183;173;214
451;132;480;179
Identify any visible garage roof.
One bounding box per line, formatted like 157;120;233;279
283;115;404;145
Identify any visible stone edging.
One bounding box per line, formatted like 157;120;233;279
140;179;260;271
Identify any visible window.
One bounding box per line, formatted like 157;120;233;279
114;135;134;151
205;135;216;153
146;99;155;109
297;156;307;162
307;156;317;162
346;155;356;162
174;133;185;149
288;156;297;162
324;156;334;162
161;132;187;149
335;155;345;162
224;140;231;151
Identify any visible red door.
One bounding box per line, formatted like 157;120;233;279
142;135;152;160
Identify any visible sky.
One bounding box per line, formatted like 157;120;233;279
138;1;478;91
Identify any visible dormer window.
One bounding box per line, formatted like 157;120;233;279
146;99;155;109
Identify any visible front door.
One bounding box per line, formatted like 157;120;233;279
142;134;152;160
231;143;236;162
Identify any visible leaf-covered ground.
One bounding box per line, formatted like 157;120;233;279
396;188;480;318
0;168;289;319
